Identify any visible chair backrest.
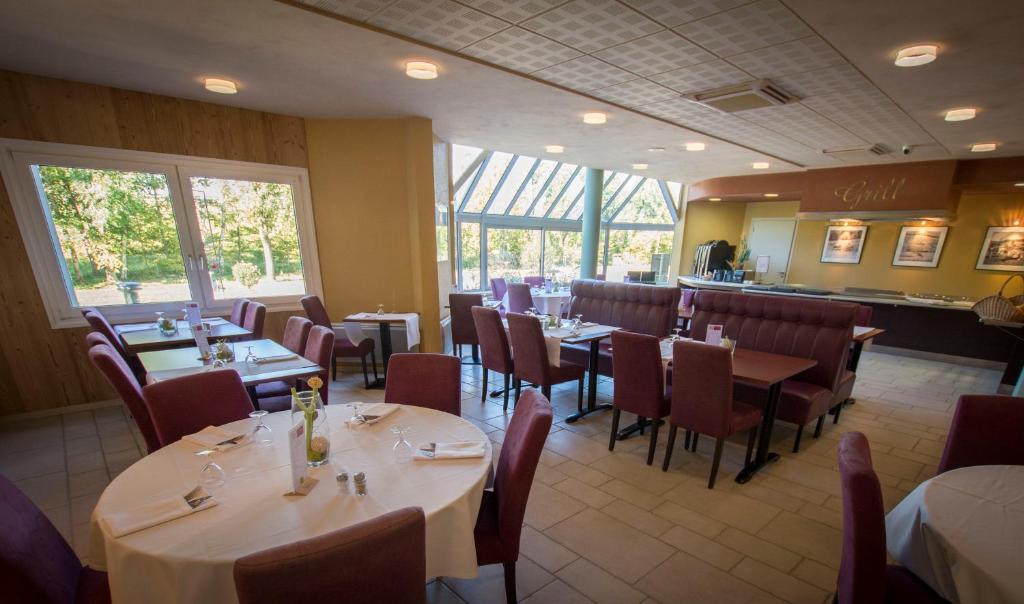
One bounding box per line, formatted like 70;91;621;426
489;278;508;301
234;507;426;604
522;276;545;288
79;306;98;318
0;475;84;604
85;330;113;349
304;326;335;404
492;389;553;557
83;309;128;357
88;344;160;454
506;313;551;385
471;306;513;374
611;331;665;416
507;283;534;314
568;279;680;337
282;316;313;355
243;302;267;339
384;354;461;416
855;304;873;327
681;288;696;308
671;340;734;436
230;299;250;327
142;369;254;447
300;294;332;329
836;432;887;604
938;394;1024;473
690;290;856;392
449;293;483;346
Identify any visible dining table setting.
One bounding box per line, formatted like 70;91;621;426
115;316;251;352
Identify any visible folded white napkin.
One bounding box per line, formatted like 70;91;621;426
253;353;298;364
345;403;399;427
116;323;159;333
414;441;487;460
101;489;218;538
182;426;249;451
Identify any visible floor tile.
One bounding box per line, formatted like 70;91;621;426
636;551;783;604
556;558;646;604
731;557;828;604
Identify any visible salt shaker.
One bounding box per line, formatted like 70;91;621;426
335;472;349;492
353;471;367;496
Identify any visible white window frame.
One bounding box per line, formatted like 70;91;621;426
0;138;323;329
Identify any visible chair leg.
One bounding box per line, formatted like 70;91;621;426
639;416;645;436
708;438;725;489
745;425;758;466
646;420;660;466
481;369;488;403
472;344;479;363
456;344;461;358
690;432;699;452
503;373;511;411
609;408;621;451
503;561;516;604
541;383;551;399
371;350;379;379
360;355;370;389
514;378;521;403
684;429;691;451
793;424;805;453
813;414;826;438
662;424;677;472
833;399;847;424
331;354;337;381
576;377;584;413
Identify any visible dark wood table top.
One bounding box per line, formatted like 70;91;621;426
731;348;817;387
139;339;320;386
500;319;618;344
116;318;250;352
853;326;885;342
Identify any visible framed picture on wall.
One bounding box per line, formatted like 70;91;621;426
821;225;868;264
976;226;1024;272
892;225;949;268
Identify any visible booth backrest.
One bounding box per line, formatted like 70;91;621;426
568;279;680;337
690;291;856;392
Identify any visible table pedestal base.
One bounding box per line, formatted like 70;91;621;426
735;452;780;484
566;403;613;423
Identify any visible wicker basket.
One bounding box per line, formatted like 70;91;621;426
972;274;1024;322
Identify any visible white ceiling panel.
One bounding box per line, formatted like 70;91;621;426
640;97;722;123
459;0;568;23
589;77;678;107
532;55;637;91
295;0;394;21
593;30;715;76
727;35;845;78
367;0;507;50
673;0;811;57
461;26;582;72
771;63;870;99
624;0;752;28
520;0;663;53
802;88;938;149
648;58;752;93
741;103;866;149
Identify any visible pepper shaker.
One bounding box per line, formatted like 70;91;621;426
354;471;367;496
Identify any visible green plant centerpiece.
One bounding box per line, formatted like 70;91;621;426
213;339;234;362
291;377;330;466
157;314;177;336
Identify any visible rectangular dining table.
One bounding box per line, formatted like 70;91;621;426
342;312;419;388
116;317;251;352
551;324;619;423
850;325;885;372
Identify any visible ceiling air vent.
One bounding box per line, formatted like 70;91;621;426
822;144;891;163
686;79;798;113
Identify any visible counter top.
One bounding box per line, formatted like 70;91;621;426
678;276;976;312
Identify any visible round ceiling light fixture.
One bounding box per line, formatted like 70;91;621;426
944;108;976;121
763;193;779;198
632;163;649;170
583;112;607;124
971;143;998;152
203;78;238;94
545;145;564;153
752;161;770;170
648;147;665;152
709;197;722;202
895;44;938;67
685;142;706;151
405;61;439;80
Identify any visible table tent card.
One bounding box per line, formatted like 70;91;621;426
706;324;724;346
192;323;212;360
285;422;316;495
185;303;202;327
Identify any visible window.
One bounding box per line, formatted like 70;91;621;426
544;230;582;283
604;229;674;283
486;227;541;283
459;222;481;291
1;139;321;327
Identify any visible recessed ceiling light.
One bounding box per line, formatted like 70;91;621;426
685;142;706;151
203;78;237;94
545;145;564;154
405;61;438;79
648;147;665;152
632;163;649;170
971;143;998;152
709;197;722;202
895;44;938;67
752;161;770;170
1015;182;1024;187
944;108;976;121
763;193;779;198
583;112;607;125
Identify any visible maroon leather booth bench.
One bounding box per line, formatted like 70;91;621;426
561;279;680;376
689;291;856;452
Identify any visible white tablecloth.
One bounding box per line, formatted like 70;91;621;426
885;465;1024;604
343;312;421;350
89;405;491;604
502;290;571;316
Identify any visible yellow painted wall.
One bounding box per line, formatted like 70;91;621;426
677;200;747;276
305;117;443;351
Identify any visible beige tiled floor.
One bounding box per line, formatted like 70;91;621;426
0;350;1001;603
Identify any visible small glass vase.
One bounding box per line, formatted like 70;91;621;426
291;390;330;466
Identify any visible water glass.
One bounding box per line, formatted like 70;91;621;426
376;304;385;315
244;345;258;368
391;426;413;463
250;410;273;447
672;328;683;341
197;450;226;489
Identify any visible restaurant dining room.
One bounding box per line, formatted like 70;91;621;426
2;1;1023;603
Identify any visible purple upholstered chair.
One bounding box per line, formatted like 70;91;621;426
490;277;508;302
234;507;426;604
450;293;483;363
473;389;553;604
837;432;945;604
522;275;545;288
507;313;585;409
88;344;161;454
83;310;129;359
506;283;534;314
301;295;377;388
384;353;462;417
472;306;515;410
258;324;333;412
0;474;111;603
610;331;671;465
937;394;1024;474
85;331;113;349
142;369;254;447
243;301;267;339
281;316;313;354
229;298;250;327
663;340;763;488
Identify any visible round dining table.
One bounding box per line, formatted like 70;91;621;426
89;404;492;604
885;465;1024;604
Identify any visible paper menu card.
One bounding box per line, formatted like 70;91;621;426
755;255;770;274
193;323;212;359
706;324;723;346
288;422;308;493
185;303;202;327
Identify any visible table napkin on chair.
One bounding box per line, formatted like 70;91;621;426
101;491;218;538
182;426;248;451
414;441;487;460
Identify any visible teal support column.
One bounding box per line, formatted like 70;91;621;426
580;167;603;279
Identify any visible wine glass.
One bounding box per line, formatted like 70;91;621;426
347;402;364;423
244;345;258;368
197;450;226;489
391;426;413;463
376;304;385;315
154;311;164;329
528;306;538;316
250;410;273;447
672;328;683;341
